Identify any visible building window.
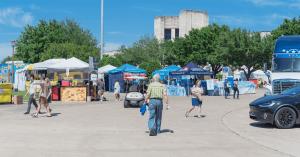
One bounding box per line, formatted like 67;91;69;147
164;29;171;40
175;29;179;37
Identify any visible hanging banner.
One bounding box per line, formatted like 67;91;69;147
123;72;145;80
89;56;99;71
207;79;214;90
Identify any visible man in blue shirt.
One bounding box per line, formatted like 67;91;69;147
23;76;38;114
224;78;230;99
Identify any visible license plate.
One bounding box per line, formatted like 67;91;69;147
131;101;137;104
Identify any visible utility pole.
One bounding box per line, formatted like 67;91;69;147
100;0;104;60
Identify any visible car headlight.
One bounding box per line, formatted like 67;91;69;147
264;88;272;96
259;102;276;107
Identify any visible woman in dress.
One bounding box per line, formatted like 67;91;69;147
185;80;204;118
114;78;120;101
45;78;52;112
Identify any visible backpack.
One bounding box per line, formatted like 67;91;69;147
233;83;237;90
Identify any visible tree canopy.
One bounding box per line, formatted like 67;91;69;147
1;56;12;64
272;16;300;40
15;18;100;63
216;28;274;80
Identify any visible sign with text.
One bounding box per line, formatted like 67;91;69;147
207;80;214;90
89;56;99;71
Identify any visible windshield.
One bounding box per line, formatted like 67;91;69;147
272;58;300;72
281;84;300;95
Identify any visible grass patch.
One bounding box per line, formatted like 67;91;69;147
11;90;29;100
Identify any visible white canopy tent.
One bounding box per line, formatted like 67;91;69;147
48;57;89;69
98;65;116;91
28;58;67;71
234;70;269;82
14;65;30;91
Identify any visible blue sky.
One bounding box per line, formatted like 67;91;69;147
0;0;298;62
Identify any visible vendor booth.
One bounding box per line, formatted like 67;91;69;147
108;64;146;93
0;83;12;103
14;65;30;91
47;57;97;101
25;59;66;91
98;65;116;91
169;62;214;96
152;65;181;81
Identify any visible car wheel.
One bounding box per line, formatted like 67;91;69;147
124;100;129;108
139;101;144;108
274;107;296;129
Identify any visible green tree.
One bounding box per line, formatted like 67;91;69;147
115;34;163;66
217;28;274;80
105;57;122;67
41;42;100;63
138;62;148;70
15;18;100;63
146;61;162;78
272;16;300;40
98;54;122;68
1;56;12;64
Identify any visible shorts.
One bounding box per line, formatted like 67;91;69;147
98;90;104;95
191;98;202;106
39;96;47;105
47;95;52;103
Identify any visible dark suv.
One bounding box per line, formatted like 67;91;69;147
249;84;300;129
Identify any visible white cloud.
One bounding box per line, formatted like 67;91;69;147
0;7;33;27
0;43;13;62
246;0;284;6
29;4;41;10
247;0;300;8
213;13;291;27
104;43;122;51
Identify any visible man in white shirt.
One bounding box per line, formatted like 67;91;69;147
24;76;38;114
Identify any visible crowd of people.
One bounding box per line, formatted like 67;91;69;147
23;74;240;138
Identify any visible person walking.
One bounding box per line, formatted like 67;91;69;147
32;76;51;118
185;80;204;118
23;76;38;115
114;78;120;101
143;74;169;136
233;78;240;99
45;78;52;112
224;78;230;99
97;78;105;101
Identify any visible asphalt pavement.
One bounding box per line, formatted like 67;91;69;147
0;90;296;157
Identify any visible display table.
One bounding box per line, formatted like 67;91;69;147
60;86;87;101
166;85;186;96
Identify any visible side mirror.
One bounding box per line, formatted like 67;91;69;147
263;63;267;73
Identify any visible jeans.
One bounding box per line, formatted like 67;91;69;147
234;89;239;98
27;94;38;113
148;99;163;135
224;88;229;98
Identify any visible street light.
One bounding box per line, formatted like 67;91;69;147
11;39;15;86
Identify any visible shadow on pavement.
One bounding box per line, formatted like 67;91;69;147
249;122;277;129
145;129;174;134
193;115;207;118
159;129;174;133
51;113;61;117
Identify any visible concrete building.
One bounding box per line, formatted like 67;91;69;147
154;10;209;41
103;50;118;57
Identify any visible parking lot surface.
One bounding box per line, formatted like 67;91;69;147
0;90;296;157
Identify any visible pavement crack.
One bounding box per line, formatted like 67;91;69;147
221;106;294;157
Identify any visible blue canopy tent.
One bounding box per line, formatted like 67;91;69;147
169;62;214;76
152;65;181;81
108;64;146;93
169;62;214;95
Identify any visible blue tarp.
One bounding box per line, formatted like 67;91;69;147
169;62;214;76
152;65;181;81
108;64;146;93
